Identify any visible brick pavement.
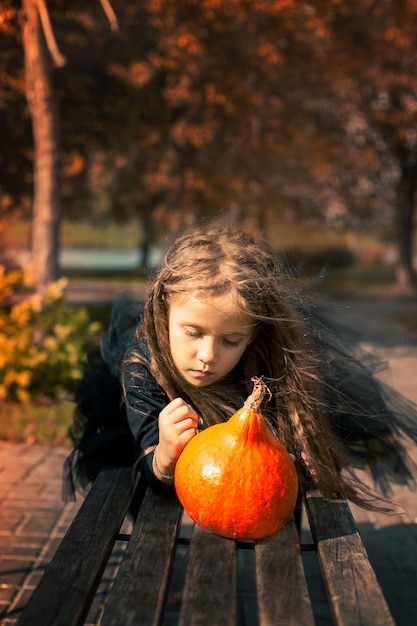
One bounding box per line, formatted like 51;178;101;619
0;444;134;626
0;444;80;625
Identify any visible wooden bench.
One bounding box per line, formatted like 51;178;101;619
16;466;396;626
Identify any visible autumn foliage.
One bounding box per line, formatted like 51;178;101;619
0;264;101;402
1;0;416;287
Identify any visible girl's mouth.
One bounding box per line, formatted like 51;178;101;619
193;370;213;378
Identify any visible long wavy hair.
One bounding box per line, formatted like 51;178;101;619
124;221;380;508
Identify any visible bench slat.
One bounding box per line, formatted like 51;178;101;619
179;524;237;626
100;489;182;626
16;466;135;626
255;517;316;626
305;491;396;626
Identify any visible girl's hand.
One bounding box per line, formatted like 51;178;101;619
156;398;199;477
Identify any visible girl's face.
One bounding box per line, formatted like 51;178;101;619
168;293;254;387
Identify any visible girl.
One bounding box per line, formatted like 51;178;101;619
66;222;417;508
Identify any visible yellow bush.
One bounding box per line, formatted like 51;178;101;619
0;264;102;402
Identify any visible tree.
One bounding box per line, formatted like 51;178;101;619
21;0;62;290
2;1;415;288
127;0;310;233
0;2;32;224
8;0;118;292
281;0;417;290
124;0;416;281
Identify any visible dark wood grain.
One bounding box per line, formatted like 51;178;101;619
16;466;135;626
255;517;316;626
179;524;237;626
17;475;399;626
305;491;396;626
100;488;182;626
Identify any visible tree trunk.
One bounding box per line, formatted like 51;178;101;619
140;212;155;270
21;0;61;292
395;151;417;293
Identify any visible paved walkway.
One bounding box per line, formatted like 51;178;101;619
1;289;417;625
0;446;80;625
315;292;417;626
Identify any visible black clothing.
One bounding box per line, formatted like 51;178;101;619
64;297;417;501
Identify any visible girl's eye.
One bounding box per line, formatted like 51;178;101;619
223;338;241;347
183;329;242;346
185;330;202;339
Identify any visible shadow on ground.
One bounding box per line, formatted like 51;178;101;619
356;521;417;626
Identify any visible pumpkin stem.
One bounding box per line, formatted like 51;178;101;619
243;377;271;411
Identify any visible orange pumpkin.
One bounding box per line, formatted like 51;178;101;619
174;378;298;539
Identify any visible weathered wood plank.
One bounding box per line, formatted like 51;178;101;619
305;491;396;626
18;474;398;626
255;516;316;626
179;525;237;626
100;489;182;626
16;466;136;626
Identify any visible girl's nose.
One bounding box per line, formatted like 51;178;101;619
197;338;217;364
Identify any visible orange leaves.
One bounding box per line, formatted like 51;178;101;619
176;32;201;55
108;61;154;88
171;119;214;148
206;84;227;106
384;26;411;49
130;61;154;87
62;152;85;178
256;43;283;66
0;7;18;35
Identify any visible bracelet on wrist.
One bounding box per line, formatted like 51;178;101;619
152;445;175;481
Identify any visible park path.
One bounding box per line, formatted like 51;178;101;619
312;292;417;626
0;445;81;625
1;287;417;625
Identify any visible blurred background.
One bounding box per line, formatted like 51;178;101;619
0;0;416;442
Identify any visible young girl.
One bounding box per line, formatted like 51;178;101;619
65;222;417;508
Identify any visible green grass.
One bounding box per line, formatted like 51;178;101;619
0;399;74;447
62;267;149;283
313;265;398;293
3;217;396;266
3;219;143;249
